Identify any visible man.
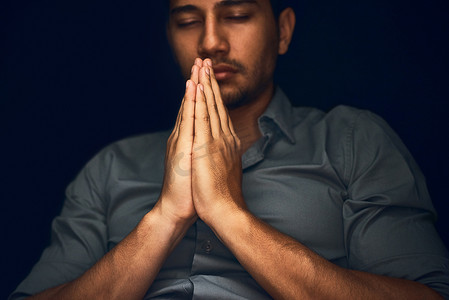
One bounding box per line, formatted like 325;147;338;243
10;0;449;299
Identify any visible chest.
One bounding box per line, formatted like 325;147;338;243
105;158;347;266
242;161;347;262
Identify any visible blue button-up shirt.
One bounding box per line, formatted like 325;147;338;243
10;88;449;299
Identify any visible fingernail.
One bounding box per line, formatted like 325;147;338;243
191;65;195;74
186;80;190;88
198;84;204;91
206;59;212;67
205;67;210;76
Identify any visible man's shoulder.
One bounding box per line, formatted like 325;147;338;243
108;129;172;154
267;87;374;131
85;129;171;171
291;104;374;129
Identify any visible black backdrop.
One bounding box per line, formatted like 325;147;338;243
1;0;448;298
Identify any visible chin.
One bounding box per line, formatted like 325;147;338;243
221;89;249;110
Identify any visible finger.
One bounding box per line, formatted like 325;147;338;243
178;79;196;142
173;78;195;138
172;80;189;135
199;66;222;138
191;64;200;84
190;58;203;84
171;95;185;140
205;59;233;137
194;83;212;146
194;57;203;67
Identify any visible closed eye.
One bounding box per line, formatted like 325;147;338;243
177;20;201;28
225;15;250;22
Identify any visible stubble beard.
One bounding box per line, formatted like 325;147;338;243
218;59;274;111
213;57;251;109
219;85;249;110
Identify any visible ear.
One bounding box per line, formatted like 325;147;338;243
277;8;296;55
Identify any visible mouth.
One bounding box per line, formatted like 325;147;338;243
212;64;238;81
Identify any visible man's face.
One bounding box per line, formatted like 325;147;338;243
167;0;280;108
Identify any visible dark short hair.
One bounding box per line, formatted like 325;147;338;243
270;0;286;18
165;0;290;22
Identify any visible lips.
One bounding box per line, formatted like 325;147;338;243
213;64;238;81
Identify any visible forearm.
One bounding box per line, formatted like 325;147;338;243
28;204;193;300
27;62;199;300
209;207;443;300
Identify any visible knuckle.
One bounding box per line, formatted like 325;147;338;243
167;135;175;145
178;121;187;131
234;137;242;149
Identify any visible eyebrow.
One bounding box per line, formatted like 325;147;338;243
170;4;198;16
215;0;258;9
170;0;258;16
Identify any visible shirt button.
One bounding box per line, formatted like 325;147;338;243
201;240;213;254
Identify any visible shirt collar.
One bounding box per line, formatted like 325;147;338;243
258;86;296;144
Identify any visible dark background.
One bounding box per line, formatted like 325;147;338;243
1;0;448;298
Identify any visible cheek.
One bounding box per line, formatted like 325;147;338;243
237;30;278;74
236;23;277;58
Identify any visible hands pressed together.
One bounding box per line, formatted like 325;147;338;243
158;58;246;229
25;58;444;300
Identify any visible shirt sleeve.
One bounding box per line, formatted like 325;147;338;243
9;150;110;300
341;109;449;298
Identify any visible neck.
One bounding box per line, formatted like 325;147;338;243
228;83;274;154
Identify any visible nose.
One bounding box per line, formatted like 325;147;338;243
198;17;229;58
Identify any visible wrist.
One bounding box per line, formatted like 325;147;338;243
201;196;250;237
138;208;194;255
149;199;196;236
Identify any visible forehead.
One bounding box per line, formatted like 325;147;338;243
169;0;270;13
